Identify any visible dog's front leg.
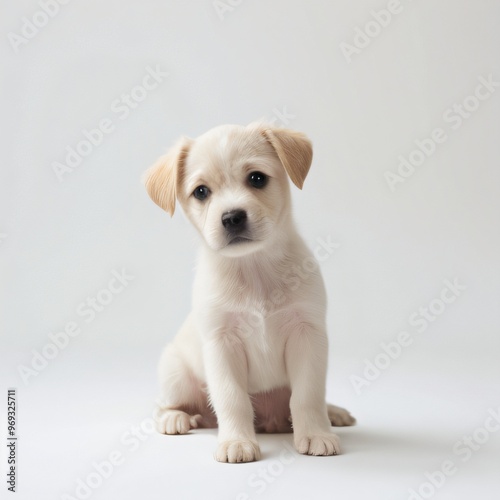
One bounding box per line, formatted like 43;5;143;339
204;331;260;463
285;317;341;456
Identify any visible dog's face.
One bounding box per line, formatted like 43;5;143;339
143;123;312;257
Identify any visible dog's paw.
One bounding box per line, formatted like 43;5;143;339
295;432;341;456
327;404;356;427
215;440;261;463
154;408;201;435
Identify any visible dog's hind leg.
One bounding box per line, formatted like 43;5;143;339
327;403;356;427
154;339;215;435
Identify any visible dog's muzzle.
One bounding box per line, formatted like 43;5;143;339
222;210;254;246
221;210;247;235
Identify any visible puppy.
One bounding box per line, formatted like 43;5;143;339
143;123;355;463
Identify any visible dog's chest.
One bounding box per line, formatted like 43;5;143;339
218;263;288;314
243;325;289;392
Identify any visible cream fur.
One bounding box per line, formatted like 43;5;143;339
144;123;355;463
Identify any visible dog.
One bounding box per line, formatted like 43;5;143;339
143;122;355;463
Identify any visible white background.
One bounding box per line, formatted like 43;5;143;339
1;1;500;499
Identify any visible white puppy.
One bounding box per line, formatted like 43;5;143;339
143;123;355;463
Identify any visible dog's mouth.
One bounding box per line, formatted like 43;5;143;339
227;236;253;245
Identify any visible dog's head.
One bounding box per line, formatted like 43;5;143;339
143;123;312;257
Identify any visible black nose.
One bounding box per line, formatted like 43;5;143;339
221;210;247;233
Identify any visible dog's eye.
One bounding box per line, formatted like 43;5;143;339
193;185;210;200
248;171;268;189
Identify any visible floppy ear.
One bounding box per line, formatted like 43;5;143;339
142;137;192;216
261;127;313;189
